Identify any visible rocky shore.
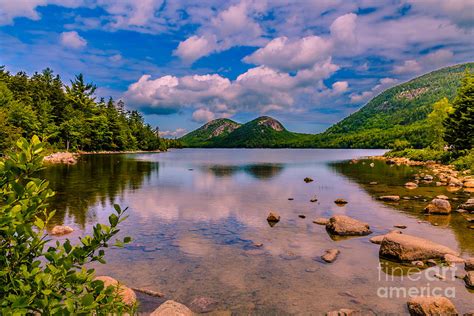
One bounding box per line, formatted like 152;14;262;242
43;149;163;165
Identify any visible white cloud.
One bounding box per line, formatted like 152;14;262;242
125;58;339;115
60;31;87;49
332;81;349;94
350;77;398;103
192;108;216;123
173;35;217;64
174;1;265;63
0;0;82;25
330;13;357;46
159;128;187;138
243;36;333;72
393;49;453;75
406;0;474;29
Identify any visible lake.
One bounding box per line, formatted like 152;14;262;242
42;149;474;314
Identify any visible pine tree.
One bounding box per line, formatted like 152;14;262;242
443;70;474;151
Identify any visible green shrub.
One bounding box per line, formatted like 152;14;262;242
385;148;450;162
0;136;133;314
452;150;474;172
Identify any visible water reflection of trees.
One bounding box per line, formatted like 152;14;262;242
332;159;474;255
204;163;284;180
41;155;158;227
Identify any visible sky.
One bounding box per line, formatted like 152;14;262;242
0;0;473;137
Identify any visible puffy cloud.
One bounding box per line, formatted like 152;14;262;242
331;81;349;94
330;13;357;46
243;36;333;72
393;49;453;75
159;128;187;138
173;35;217;64
0;0;82;25
392;60;423;75
350;78;398;103
124;58;339;115
192;108;216;123
406;0;474;29
60;31;87;49
174;1;264;63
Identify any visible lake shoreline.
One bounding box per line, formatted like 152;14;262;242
43;149;164;165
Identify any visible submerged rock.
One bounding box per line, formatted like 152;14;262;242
379;195;400;202
405;182;418;189
334;198;348;205
190;296;218;313
444;254;465;265
379;233;458;261
321;249;340;263
94;276;136;306
459;198;474;212
465;271;474;289
150;300;193;316
407;296;458;315
50;225;74;236
313;217;329;225
326;215;372;236
424;198;451;214
369;230;402;245
267;212;280;223
466;258;474;271
326;309;358;316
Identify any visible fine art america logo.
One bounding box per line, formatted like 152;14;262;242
377;262;457;298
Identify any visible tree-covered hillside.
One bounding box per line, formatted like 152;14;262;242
313;63;473;148
0;66;178;152
180;118;241;147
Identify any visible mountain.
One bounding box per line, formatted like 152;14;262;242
311;62;474;148
180;63;473;148
179;118;241;147
180;116;310;148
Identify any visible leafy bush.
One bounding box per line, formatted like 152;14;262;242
384;148;450;163
0;136;133;314
452;149;474;172
391;139;412;151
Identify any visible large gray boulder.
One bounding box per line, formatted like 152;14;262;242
424;198;451;214
326;215;372;236
407;296;458;315
379;233;458;261
150;300;194;316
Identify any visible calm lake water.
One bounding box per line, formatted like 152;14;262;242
42;149;474;314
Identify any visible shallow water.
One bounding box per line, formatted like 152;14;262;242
42;149;474;314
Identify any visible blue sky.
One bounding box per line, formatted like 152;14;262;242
0;0;473;137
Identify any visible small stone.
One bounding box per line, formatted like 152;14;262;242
326;215;372;236
424;198;452;214
405;182;418;189
370;181;378;185
304;177;314;183
465;258;474;271
436;195;449;200
313;217;329;225
267;212;280;223
310;197;318;202
288;197;294;200
334;198;348;205
411;261;424;268
298;214;306;219
379;195;400;202
253;243;263;248
50;225;74;236
150;300;193;316
321;249;340;263
426;259;437;267
444;254;464;265
369;162;375;167
94;276;136;306
407;296;458;315
190;297;218;313
465;271;474;289
326;309;357;316
394;224;407;229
